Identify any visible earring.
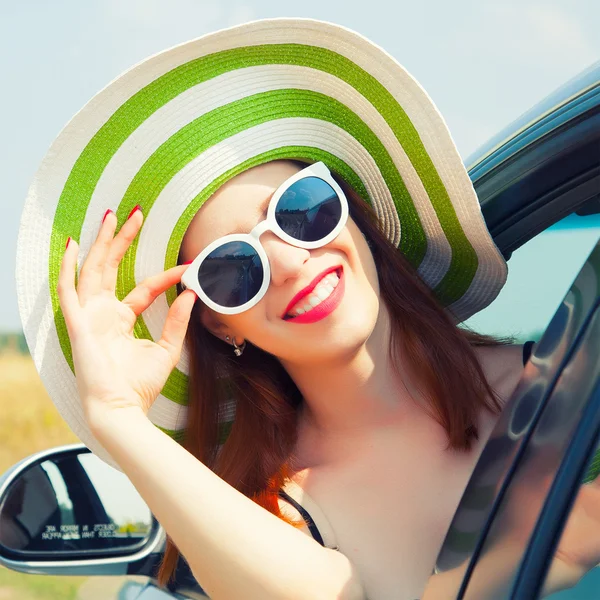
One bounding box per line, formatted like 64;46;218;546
233;340;246;357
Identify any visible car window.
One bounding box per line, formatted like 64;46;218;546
543;438;600;600
463;213;600;342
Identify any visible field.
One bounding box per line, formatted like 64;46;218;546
0;349;142;599
0;350;80;474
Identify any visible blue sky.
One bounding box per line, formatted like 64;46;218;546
2;0;599;332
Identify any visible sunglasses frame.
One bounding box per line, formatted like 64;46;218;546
180;161;349;315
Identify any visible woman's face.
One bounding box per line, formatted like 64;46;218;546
180;161;381;366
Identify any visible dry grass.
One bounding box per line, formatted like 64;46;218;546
0;351;139;599
0;351;79;474
0;569;85;600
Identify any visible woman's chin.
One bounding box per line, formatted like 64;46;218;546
281;308;378;364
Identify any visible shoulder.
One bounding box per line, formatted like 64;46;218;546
472;342;536;406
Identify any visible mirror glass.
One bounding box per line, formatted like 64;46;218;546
0;450;154;557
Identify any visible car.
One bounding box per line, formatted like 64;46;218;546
1;61;599;600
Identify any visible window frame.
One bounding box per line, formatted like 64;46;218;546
467;62;600;262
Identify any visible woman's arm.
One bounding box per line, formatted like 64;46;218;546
57;211;365;600
91;405;365;600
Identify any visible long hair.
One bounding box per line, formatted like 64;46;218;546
156;162;509;587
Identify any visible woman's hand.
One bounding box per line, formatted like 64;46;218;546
57;207;197;427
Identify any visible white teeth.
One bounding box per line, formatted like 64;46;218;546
328;273;340;287
287;270;342;318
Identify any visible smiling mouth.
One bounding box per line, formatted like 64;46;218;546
283;268;343;320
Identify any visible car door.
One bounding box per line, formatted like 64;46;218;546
424;61;600;599
429;234;600;600
460;240;600;599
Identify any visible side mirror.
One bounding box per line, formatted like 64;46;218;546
0;444;164;576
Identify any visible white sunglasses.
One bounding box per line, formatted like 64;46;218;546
181;162;349;314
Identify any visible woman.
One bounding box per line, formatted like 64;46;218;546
17;18;597;600
58;157;515;599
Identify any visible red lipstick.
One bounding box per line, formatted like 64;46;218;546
283;267;345;324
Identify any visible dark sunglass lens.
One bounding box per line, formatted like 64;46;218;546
197;241;264;308
275;177;342;242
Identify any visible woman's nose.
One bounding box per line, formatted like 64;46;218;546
261;232;310;287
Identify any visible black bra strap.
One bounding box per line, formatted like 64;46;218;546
278;489;325;547
522;340;536;366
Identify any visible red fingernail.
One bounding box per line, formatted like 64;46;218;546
127;205;142;220
102;209;113;223
65;237;71;249
183;260;193;265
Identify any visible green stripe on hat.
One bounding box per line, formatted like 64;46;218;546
157;414;233;444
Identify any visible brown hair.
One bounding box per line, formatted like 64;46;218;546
156;163;509;587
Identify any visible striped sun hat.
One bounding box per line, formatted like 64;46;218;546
16;18;508;469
